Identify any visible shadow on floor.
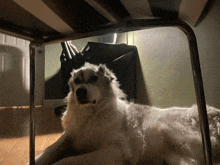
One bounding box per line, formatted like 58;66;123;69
0;107;63;139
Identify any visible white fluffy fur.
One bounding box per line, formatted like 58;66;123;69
28;63;220;165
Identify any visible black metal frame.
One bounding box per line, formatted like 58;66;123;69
29;44;36;165
1;19;212;165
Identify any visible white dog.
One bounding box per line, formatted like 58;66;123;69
29;63;220;165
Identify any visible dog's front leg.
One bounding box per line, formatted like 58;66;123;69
52;146;126;165
26;132;71;165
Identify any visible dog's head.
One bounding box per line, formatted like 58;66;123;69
68;63;125;106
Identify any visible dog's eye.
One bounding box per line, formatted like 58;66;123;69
74;78;83;84
88;76;98;83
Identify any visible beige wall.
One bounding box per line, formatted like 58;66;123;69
134;1;220;108
134;27;195;107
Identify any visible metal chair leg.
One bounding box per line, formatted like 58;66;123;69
178;22;213;165
29;43;35;165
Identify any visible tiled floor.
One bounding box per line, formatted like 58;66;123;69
0;107;63;165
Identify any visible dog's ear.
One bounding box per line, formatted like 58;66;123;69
70;69;75;77
97;64;106;73
68;73;74;91
68;78;74;91
98;64;115;82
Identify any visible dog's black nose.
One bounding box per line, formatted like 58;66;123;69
76;88;87;100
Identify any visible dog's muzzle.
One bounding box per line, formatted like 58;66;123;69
76;88;96;104
76;88;87;104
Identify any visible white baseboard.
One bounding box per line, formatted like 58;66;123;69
43;99;65;108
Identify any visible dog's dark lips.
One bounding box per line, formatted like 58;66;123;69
79;100;88;104
78;100;96;105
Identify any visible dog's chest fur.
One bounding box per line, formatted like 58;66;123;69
62;101;127;152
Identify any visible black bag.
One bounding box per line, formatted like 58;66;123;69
60;41;139;101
